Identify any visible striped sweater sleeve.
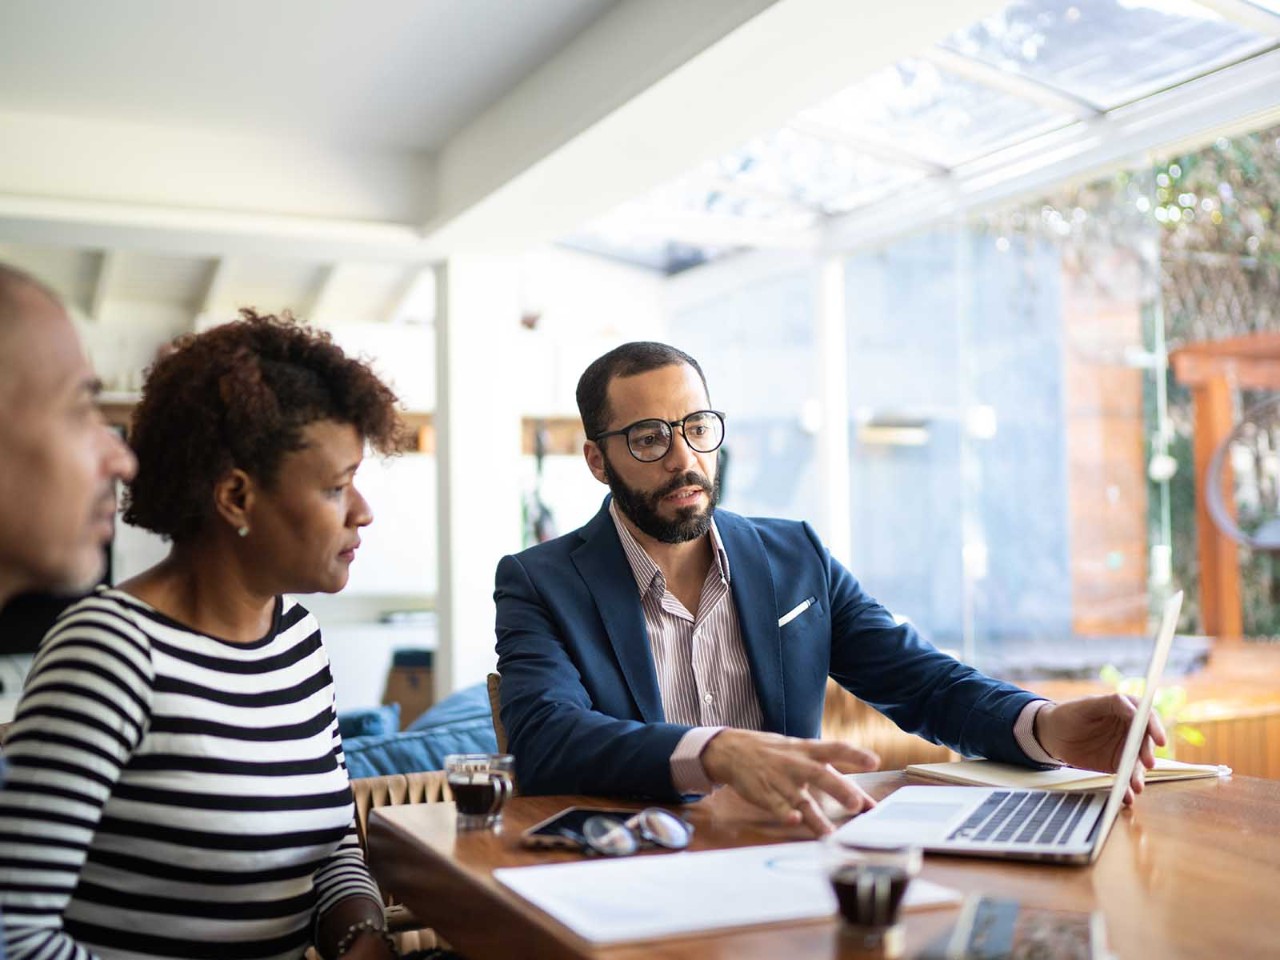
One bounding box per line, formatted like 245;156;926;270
310;667;381;925
0;599;155;960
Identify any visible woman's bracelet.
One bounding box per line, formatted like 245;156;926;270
334;915;397;958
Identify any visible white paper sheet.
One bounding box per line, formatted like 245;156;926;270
493;841;960;945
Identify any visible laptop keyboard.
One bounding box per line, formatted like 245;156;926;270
947;791;1093;846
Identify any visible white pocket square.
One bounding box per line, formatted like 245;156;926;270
778;597;815;627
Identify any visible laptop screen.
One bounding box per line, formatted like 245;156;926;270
1088;590;1183;859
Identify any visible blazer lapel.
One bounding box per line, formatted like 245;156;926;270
717;512;787;733
571;499;665;723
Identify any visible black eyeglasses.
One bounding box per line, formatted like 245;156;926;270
593;410;726;463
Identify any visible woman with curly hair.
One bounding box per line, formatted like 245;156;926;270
0;311;409;960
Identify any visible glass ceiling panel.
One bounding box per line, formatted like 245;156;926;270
1244;0;1280;14
564;178;784;273
624;175;815;228
797;58;1071;167
710;127;927;215
941;0;1275;111
558;232;726;274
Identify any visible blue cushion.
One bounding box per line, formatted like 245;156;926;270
342;683;498;779
407;682;492;731
337;703;401;740
343;716;497;779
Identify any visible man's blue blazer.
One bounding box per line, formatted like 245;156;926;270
494;497;1039;798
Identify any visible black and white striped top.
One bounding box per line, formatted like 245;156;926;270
0;588;381;960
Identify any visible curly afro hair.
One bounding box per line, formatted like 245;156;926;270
124;309;404;542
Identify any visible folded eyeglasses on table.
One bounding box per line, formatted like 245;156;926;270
572;808;694;856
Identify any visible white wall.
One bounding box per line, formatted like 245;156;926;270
89;243;670;709
515;245;670;414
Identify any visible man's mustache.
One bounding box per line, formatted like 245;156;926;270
652;471;714;501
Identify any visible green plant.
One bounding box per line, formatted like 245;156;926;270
1098;665;1205;758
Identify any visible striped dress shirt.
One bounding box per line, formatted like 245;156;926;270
609;503;762;792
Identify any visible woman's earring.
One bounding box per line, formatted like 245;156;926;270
237;525;250;538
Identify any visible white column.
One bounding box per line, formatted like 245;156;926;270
815;255;852;564
434;256;524;699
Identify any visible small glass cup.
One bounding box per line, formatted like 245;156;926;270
445;753;514;830
823;837;922;956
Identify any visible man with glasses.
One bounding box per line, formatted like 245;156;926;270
495;342;1164;835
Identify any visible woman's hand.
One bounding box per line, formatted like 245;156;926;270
339;932;397;960
318;895;397;960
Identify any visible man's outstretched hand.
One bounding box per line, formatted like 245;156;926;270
1035;693;1167;803
700;730;880;835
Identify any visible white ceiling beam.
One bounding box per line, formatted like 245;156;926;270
304;265;340;325
197;257;230;317
424;0;1006;256
0;109;434;261
921;47;1103;120
1194;0;1280;38
88;250;116;322
0;193;437;263
820;49;1280;255
380;267;428;324
0;110;431;224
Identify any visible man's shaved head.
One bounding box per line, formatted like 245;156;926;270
0;263;62;383
0;261;136;605
0;262;59;331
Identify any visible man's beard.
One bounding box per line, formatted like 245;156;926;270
603;454;720;544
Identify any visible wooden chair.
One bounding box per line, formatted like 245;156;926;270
485;672;507;754
821;680;957;769
348;770;453;954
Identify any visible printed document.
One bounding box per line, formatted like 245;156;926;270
494;841;960;944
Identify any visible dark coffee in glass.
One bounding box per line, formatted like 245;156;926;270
830;863;911;926
451;776;508;816
823;838;920;956
445;753;514;829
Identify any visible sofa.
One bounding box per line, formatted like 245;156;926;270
340;682;498;780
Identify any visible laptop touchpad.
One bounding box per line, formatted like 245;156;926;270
875;801;968;823
838;798;965;844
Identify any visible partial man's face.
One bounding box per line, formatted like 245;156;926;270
0;286;136;596
586;362;720;544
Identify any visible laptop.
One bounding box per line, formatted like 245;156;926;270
835;591;1183;865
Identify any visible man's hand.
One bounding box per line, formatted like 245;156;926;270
700;730;879;835
1035;694;1167;803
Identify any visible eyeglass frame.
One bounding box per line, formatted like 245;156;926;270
591;409;727;463
579;807;694;856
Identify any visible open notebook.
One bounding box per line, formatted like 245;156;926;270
906;756;1229;792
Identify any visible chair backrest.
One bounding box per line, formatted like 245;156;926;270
350;770;452;861
347;770;449;952
486;672;508;754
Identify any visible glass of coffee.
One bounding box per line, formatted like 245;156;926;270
445;753;515;830
823;837;921;955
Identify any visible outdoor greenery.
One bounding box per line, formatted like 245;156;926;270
1160;124;1280;637
977;122;1280;637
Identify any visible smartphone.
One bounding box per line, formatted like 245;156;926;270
520;806;636;849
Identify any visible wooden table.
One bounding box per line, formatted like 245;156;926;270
368;773;1280;959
